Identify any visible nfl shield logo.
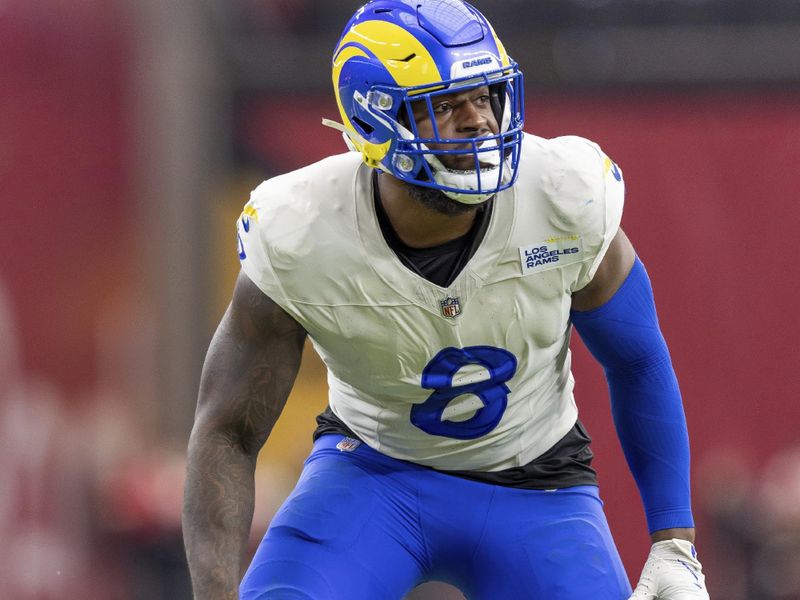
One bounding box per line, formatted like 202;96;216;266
440;296;461;318
336;437;361;452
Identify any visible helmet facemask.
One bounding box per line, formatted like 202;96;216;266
393;69;523;203
327;0;525;204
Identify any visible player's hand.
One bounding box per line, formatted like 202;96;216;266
629;539;710;599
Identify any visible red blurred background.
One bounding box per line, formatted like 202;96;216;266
2;0;799;598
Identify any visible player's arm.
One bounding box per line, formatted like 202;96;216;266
182;270;306;600
571;229;696;541
571;229;708;599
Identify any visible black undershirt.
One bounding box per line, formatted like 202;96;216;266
372;172;494;288
311;173;597;489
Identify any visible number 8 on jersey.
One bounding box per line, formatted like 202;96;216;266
411;346;518;440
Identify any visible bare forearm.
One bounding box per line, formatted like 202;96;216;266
183;430;258;600
182;272;306;598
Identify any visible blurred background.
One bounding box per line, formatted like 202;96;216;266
1;0;799;598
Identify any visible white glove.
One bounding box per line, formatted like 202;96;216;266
629;539;710;599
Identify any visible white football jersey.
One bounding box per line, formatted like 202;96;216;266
237;133;624;471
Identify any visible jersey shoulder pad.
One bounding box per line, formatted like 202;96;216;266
539;135;624;234
536;135;625;289
236;151;362;310
246;151;362;239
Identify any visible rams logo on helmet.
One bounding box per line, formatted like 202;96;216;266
324;0;525;204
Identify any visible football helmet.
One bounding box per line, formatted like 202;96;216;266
325;0;524;203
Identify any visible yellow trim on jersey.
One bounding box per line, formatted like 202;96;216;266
241;204;259;224
335;21;442;91
603;156;613;176
545;234;580;244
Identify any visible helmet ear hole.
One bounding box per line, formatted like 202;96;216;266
352;116;375;135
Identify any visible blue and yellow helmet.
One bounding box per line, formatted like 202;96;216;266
325;0;524;203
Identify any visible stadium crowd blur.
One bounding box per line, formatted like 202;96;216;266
1;0;799;598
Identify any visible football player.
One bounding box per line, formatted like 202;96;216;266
183;1;710;598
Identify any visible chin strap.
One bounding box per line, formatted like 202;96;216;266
322;118;391;170
433;165;507;203
321;118;360;153
427;140;511;204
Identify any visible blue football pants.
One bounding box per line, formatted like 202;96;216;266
240;435;632;599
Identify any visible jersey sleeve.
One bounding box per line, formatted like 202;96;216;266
548;136;626;292
235;182;297;317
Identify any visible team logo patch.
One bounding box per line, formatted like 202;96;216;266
440;296;461;318
519;235;585;274
240;204;259;232
336;437;361;452
237;204;259;260
604;156;623;182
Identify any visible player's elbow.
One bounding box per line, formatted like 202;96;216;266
188;407;269;459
